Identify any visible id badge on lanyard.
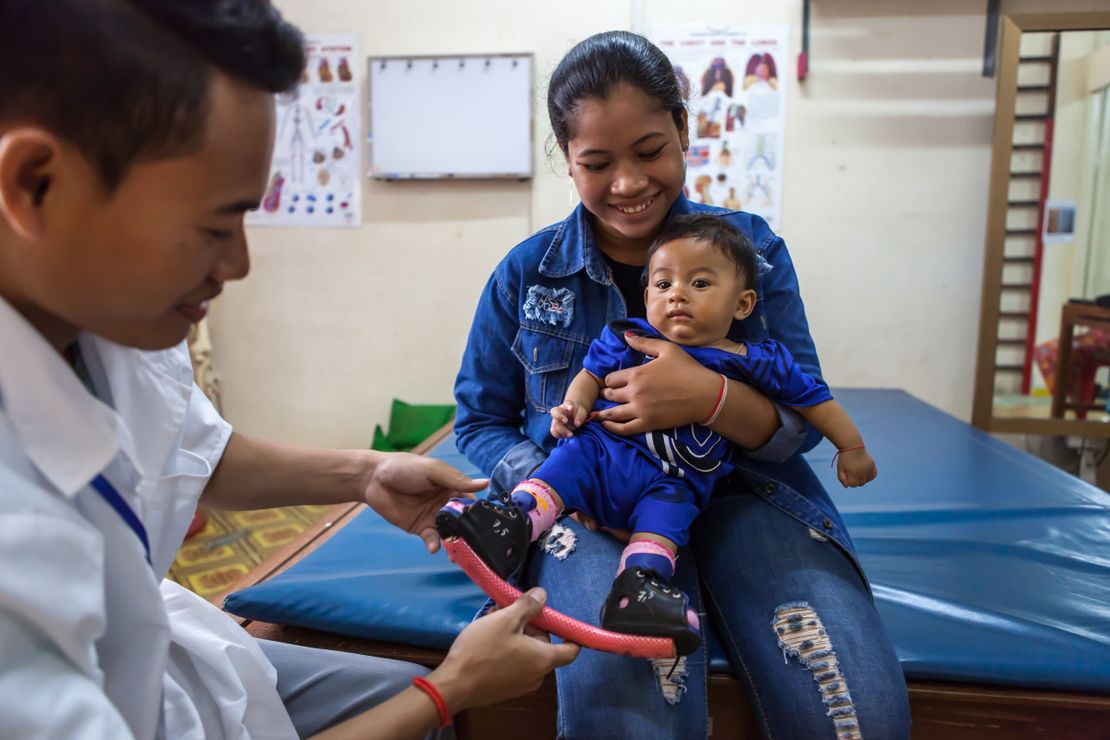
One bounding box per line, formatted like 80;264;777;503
90;474;152;567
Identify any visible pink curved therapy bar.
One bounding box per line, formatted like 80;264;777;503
443;536;676;660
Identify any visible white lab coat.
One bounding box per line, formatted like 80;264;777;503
0;297;296;739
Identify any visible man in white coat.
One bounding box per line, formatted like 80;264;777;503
0;1;578;738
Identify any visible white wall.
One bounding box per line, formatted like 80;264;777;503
210;0;1109;448
212;0;628;447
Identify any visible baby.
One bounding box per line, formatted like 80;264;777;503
439;214;876;655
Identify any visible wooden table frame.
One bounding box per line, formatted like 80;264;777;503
216;422;1110;738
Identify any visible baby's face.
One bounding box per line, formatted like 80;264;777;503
645;237;751;346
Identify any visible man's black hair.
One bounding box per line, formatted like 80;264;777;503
647;214;759;289
0;0;306;189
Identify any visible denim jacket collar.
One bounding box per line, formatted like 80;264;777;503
538;195;699;284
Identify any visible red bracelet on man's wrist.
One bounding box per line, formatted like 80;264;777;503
412;676;452;728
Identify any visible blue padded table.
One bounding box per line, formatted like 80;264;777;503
224;389;1110;737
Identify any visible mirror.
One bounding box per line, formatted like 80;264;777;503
974;12;1110;437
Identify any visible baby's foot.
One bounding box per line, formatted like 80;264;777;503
435;499;531;583
599;567;701;656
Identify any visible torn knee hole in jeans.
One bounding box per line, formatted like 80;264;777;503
541;523;577;560
772;602;862;740
540;523;690;705
650;656;688;705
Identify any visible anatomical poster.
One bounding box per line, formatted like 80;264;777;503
248;33;362;228
652;24;788;230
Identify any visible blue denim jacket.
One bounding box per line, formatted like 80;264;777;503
454;195;860;562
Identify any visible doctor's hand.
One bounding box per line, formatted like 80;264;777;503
362;452;488;554
427;588;579;712
595;332;719;436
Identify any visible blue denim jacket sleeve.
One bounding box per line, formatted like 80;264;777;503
742;404;807;461
454;269;547;497
750;217;826;456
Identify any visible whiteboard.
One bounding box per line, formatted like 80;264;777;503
368;54;533;179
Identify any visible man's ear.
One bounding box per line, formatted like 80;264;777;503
734;288;757;321
0;129;62;241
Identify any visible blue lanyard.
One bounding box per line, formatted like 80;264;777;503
90;474;152;567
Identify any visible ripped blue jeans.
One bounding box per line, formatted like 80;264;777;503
529;485;910;739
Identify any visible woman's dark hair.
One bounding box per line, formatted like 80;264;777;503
0;0;306;190
647;214;759;290
547;31;687;153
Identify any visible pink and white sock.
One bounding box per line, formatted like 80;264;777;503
618;540;699;630
510;479;560;540
618;540;678;579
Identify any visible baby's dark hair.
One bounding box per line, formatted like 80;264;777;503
0;0;306;190
547;31;687;154
647;214;759;290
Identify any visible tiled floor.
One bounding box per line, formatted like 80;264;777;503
169;505;332;599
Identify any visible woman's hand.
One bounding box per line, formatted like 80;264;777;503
595;332;719;436
428;588;580;712
362;452;488;554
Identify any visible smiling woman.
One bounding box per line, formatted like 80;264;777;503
564;88;688;265
454;29;910;740
549;33;689;266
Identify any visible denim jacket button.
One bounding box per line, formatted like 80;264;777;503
764;483;776;494
822;518;833;530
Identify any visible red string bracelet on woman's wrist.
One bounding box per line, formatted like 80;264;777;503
412;676;452;728
702;374;729;425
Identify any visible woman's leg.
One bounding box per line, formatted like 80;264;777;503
258;640;453;739
693;490;910;739
528;516;709;739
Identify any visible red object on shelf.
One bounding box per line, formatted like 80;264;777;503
1034;329;1110;420
797;51;809;81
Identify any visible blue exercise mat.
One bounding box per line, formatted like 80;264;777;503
225;389;1110;691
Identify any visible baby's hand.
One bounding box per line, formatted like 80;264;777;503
549;400;589;439
837;447;877;488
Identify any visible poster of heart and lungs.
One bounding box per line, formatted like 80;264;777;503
652;24;788;231
247;33;362;228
